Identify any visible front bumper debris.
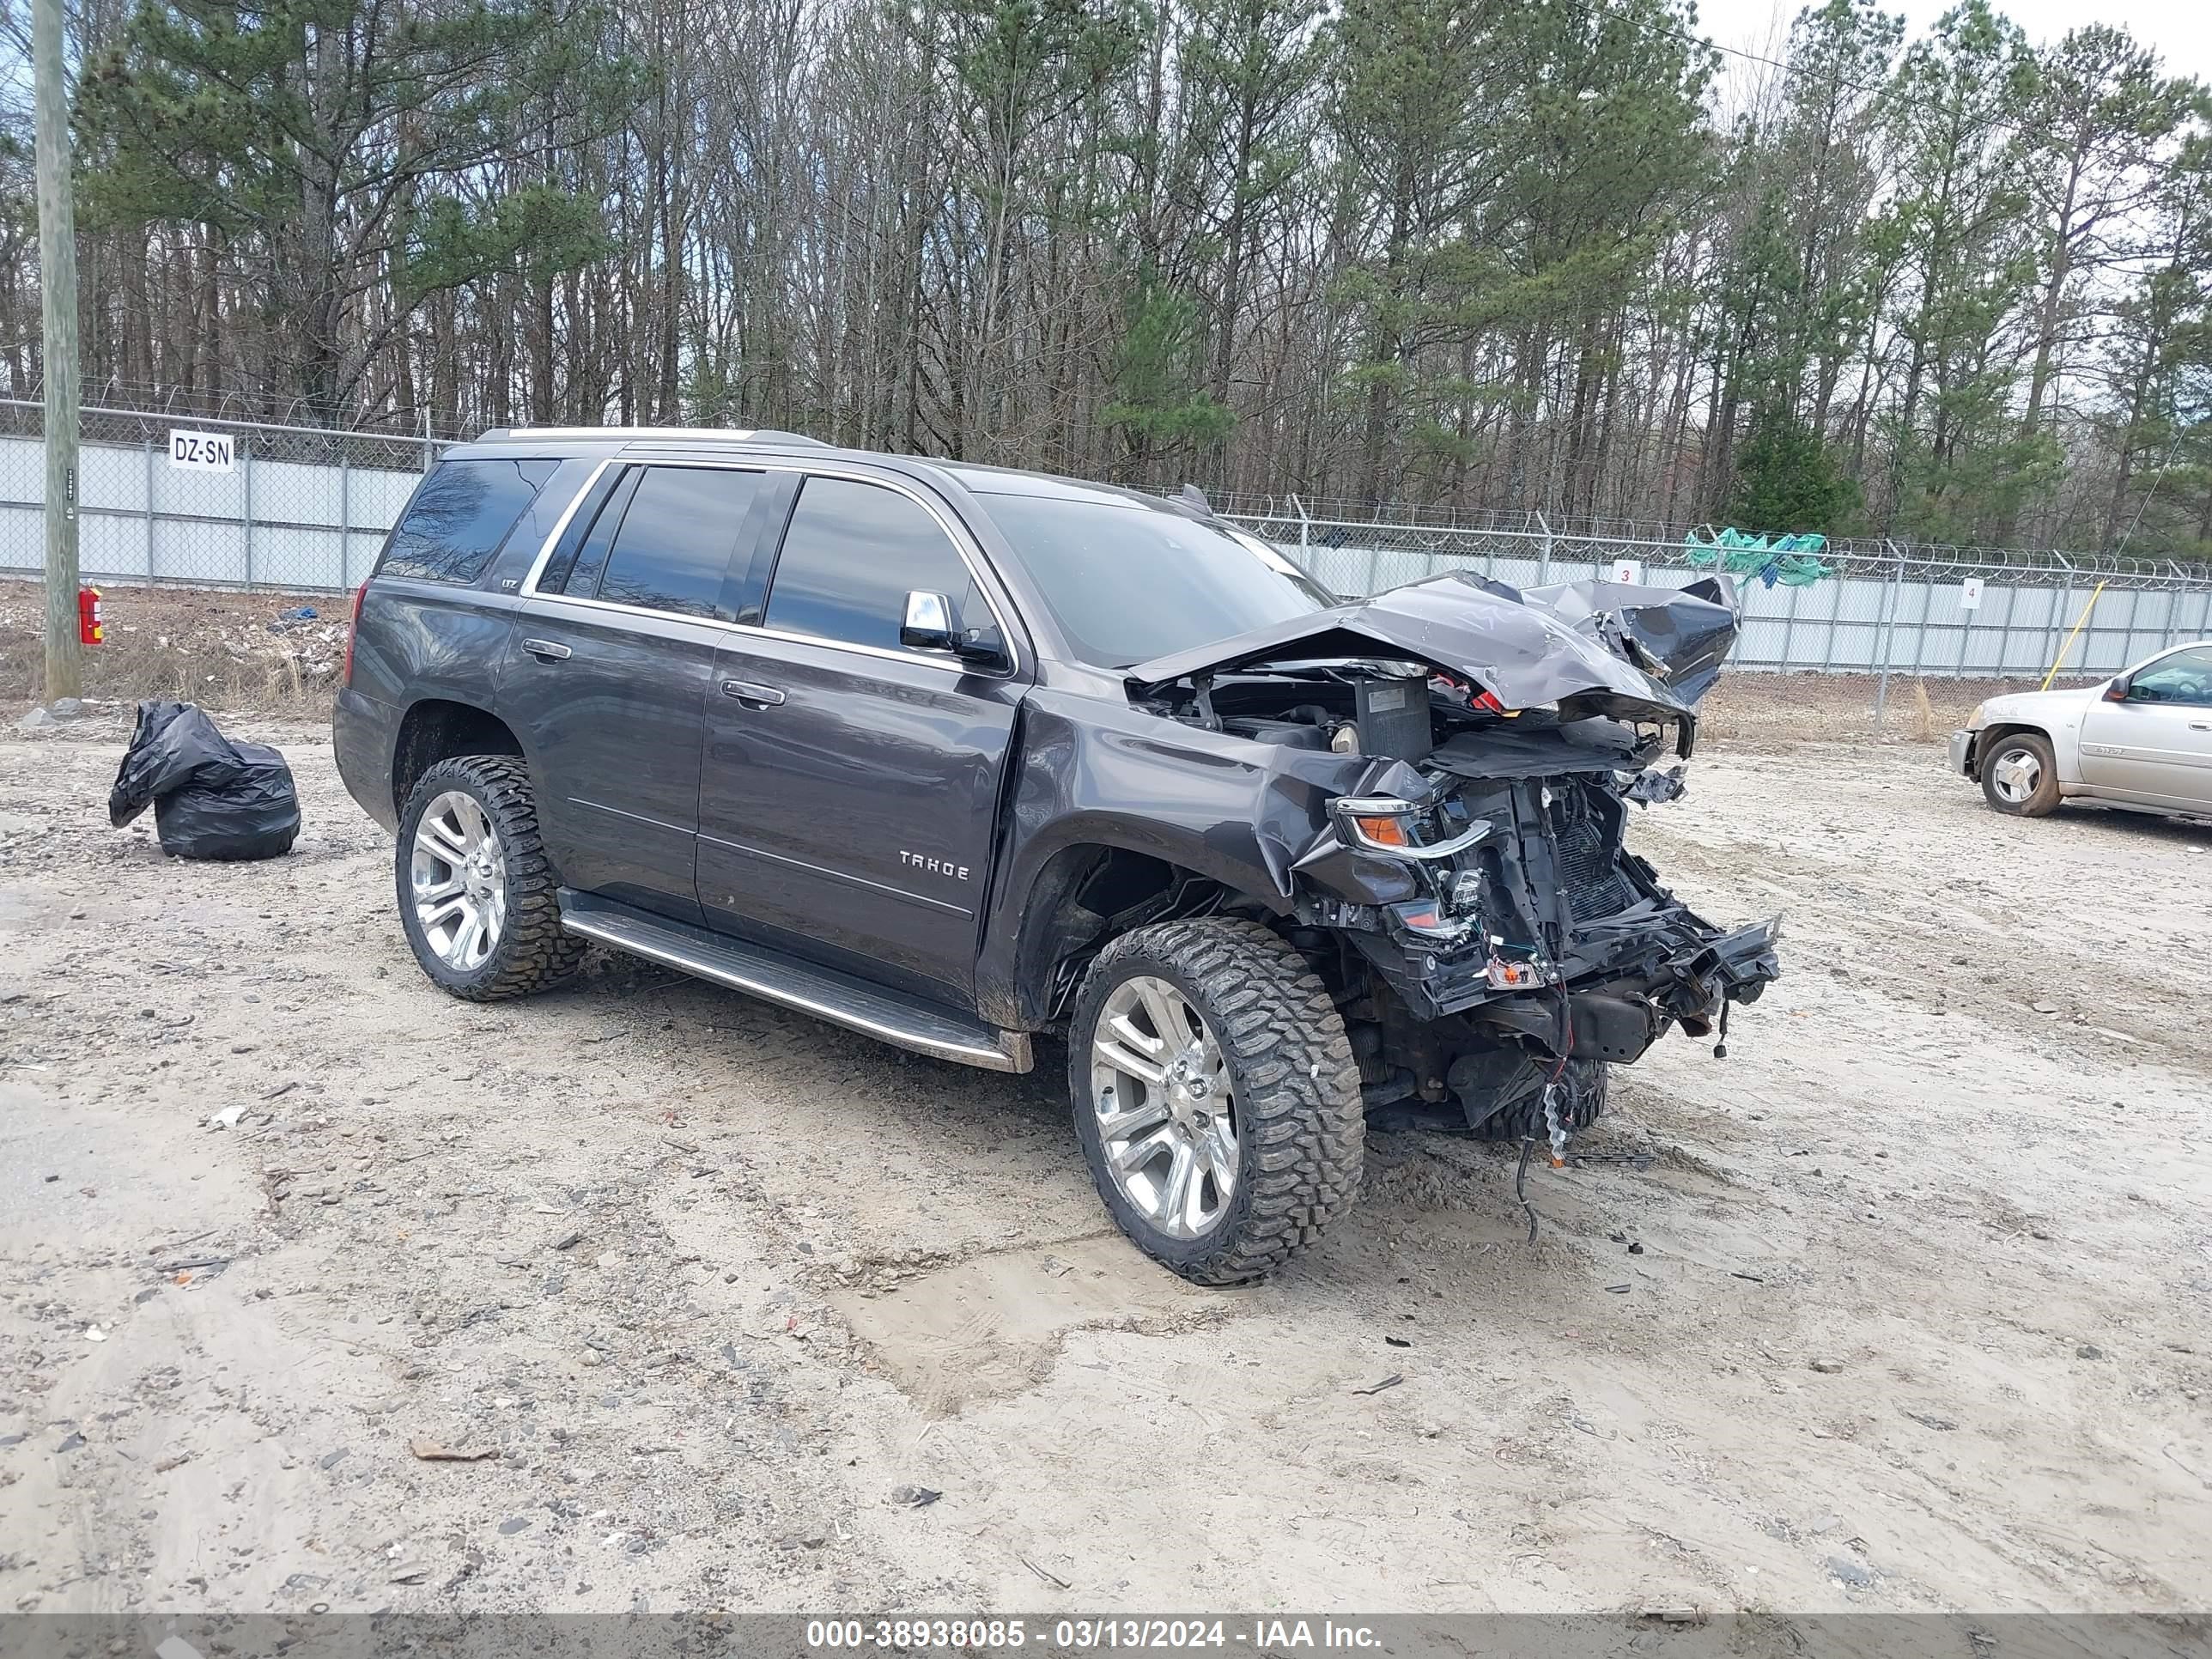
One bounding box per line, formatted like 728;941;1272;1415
1949;728;1977;778
1448;913;1781;1066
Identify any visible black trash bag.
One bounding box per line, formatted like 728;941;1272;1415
108;699;301;861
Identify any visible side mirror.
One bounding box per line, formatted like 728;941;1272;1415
900;590;957;652
2103;675;2131;702
901;590;1010;670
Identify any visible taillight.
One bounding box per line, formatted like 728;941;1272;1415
343;579;369;685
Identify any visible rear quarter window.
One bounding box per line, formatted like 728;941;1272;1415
377;458;562;585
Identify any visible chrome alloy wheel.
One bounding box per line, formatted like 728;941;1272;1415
1990;746;2042;805
1089;975;1238;1239
410;790;507;971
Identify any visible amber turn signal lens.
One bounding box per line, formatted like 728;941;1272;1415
1349;813;1411;847
1485;955;1541;990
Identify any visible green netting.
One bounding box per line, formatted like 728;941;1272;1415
1681;527;1834;586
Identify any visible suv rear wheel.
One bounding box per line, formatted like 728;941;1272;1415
396;755;587;1000
1068;918;1363;1285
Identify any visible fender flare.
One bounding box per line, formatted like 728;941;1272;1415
978;816;1294;1030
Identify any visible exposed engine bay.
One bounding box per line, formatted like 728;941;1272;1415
1124;569;1783;1147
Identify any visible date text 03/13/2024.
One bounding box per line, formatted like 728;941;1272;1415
803;1620;1383;1650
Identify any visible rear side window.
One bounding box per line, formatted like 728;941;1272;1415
540;466;641;598
592;467;764;619
763;477;981;655
379;458;559;584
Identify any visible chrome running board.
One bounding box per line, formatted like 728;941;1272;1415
556;890;1031;1073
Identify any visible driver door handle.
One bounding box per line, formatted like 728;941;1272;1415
721;678;785;708
2191;721;2211;732
520;637;570;662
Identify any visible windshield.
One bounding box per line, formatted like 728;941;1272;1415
981;495;1334;669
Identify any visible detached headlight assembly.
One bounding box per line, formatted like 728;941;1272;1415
1331;797;1494;861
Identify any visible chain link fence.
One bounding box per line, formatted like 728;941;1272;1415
1229;504;2212;692
0;400;443;595
6;403;2209;703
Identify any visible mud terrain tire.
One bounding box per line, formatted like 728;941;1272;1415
397;756;588;1001
1069;918;1364;1285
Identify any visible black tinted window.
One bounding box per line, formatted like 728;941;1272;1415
980;494;1330;668
764;477;980;654
592;467;763;619
379;459;559;584
543;467;639;597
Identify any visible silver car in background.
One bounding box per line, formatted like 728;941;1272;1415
1951;641;2212;820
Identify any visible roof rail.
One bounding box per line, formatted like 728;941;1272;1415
471;424;823;446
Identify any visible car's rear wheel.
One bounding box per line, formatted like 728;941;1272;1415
1979;731;2060;817
396;756;587;1000
1068;918;1363;1285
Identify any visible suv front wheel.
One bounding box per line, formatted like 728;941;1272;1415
1069;918;1364;1285
396;755;588;1000
1979;731;2061;816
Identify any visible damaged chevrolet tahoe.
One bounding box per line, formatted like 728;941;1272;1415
336;429;1781;1284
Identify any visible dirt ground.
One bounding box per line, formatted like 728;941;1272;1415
1;581;343;717
3;702;2210;1618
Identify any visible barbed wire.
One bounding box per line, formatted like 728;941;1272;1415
6;394;2208;591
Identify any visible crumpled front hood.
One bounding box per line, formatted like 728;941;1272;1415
1519;574;1740;706
1124;569;1740;724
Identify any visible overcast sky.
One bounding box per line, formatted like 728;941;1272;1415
1696;0;2212;85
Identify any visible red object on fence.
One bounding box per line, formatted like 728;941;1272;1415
77;586;103;646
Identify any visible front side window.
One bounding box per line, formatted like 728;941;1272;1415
587;466;763;619
379;458;560;584
763;477;983;655
2130;647;2212;708
979;494;1332;669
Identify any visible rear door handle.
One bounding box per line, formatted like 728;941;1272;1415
520;637;571;661
721;678;785;707
2191;722;2211;732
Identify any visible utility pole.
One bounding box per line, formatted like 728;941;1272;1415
33;0;82;702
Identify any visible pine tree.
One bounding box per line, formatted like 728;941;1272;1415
1725;405;1858;533
1872;0;2039;538
2001;25;2198;541
1103;280;1236;477
74;0;643;422
1328;0;1491;505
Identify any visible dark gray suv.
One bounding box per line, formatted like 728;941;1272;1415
335;427;1779;1283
